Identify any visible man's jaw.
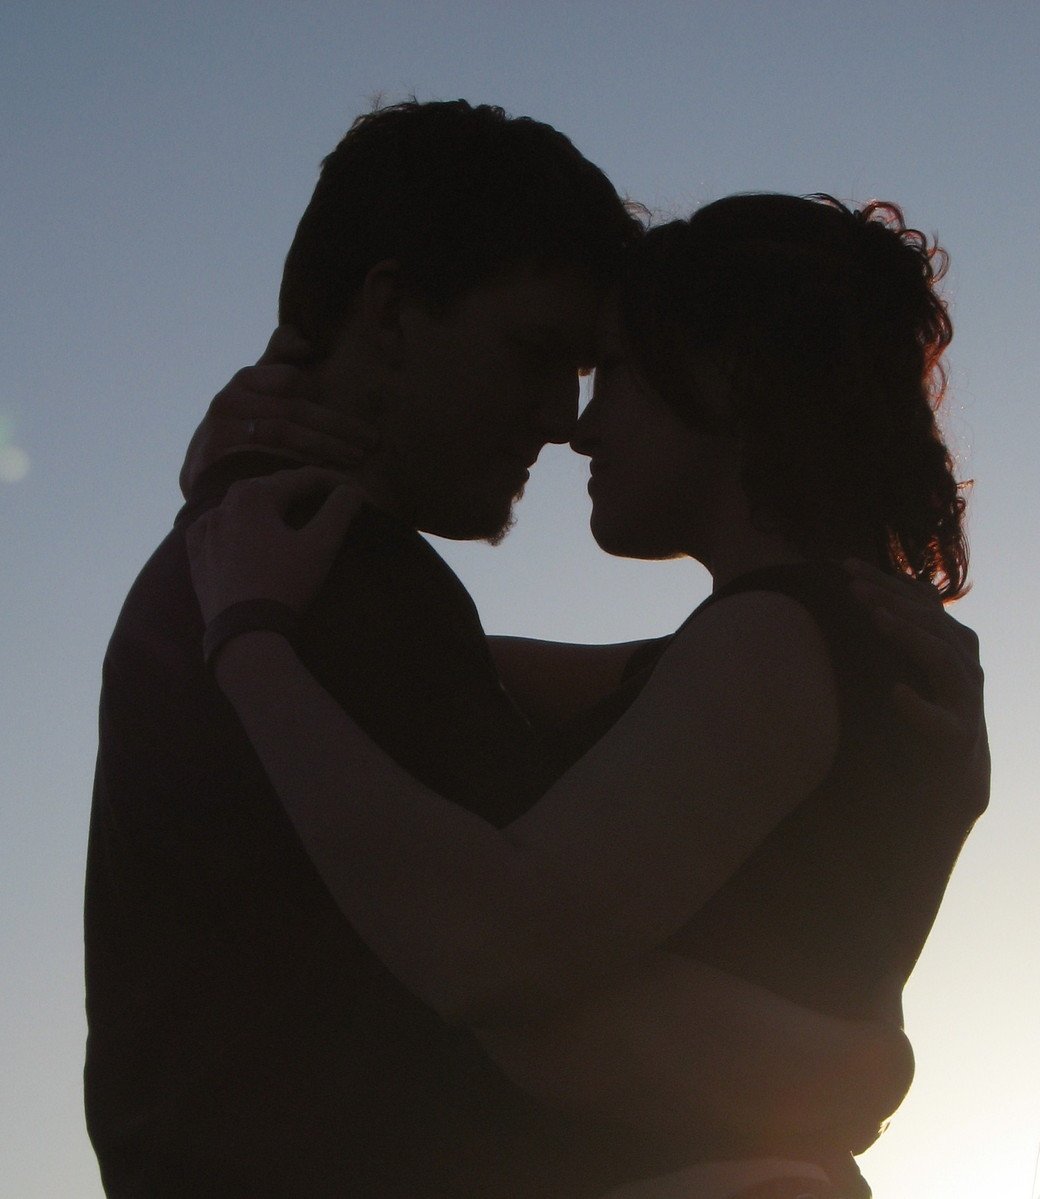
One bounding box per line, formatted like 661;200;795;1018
482;487;524;546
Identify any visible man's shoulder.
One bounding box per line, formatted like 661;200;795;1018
306;506;486;656
102;524;203;696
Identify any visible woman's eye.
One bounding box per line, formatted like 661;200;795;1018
596;355;624;373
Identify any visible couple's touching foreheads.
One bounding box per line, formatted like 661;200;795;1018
86;99;987;1199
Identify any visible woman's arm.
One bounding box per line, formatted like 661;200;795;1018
212;634;902;1148
189;472;896;1146
211;587;836;1024
191;470;837;1022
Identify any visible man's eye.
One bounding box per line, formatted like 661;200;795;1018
517;343;580;372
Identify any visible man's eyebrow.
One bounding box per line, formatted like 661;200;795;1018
514;324;597;362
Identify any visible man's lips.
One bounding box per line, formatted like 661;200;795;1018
500;448;540;472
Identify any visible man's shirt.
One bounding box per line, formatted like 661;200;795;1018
85;457;657;1197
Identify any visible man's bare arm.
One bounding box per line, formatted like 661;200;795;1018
488;635;661;727
477;954;911;1155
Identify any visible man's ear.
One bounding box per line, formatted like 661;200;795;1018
358;259;407;362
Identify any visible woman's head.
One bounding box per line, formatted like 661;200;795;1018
616;192;968;598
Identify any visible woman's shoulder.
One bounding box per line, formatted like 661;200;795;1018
645;580;841;799
703;561;855;623
665;578;838;700
674;560;910;734
694;562;893;677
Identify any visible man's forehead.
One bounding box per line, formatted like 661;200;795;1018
499;266;602;326
514;314;597;349
483;259;601;300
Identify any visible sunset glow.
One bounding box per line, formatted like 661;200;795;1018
4;5;1038;1197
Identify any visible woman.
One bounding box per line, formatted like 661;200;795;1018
186;194;985;1197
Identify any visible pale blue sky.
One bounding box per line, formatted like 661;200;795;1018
3;4;1038;1195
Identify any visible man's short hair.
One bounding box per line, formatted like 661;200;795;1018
279;99;642;354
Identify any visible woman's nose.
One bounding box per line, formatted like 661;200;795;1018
569;388;601;456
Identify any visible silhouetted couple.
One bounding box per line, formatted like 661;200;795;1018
86;100;987;1199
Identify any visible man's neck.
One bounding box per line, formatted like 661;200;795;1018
346;459;417;528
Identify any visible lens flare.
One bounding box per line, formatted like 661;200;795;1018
0;413;29;483
0;445;30;483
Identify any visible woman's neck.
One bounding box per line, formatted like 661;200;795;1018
708;538;809;592
697;511;808;593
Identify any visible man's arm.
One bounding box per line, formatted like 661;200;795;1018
476;953;911;1155
488;635;661;727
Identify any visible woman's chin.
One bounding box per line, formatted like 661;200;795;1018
589;516;682;562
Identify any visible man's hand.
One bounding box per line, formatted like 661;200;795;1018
179;326;379;499
845;559;989;821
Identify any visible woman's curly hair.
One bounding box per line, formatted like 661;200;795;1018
619;193;969;598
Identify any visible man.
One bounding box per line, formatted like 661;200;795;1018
86;100;985;1197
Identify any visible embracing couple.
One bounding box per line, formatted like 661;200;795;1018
85;100;988;1198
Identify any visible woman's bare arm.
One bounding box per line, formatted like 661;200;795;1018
188;472;898;1146
211;588;836;1025
210;627;898;1147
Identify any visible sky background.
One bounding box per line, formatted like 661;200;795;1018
3;3;1038;1196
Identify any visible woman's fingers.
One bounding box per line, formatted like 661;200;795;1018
300;479;367;550
189;468;365;621
223;467;367;540
255;324;314;367
220;364;317;403
223;465;355;514
215;363;321;409
206;381;376;467
180;334;380;497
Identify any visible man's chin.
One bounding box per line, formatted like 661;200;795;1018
482;506;517;547
419;489;520;544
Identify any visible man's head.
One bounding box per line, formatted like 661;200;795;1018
279;100;641;540
280;99;638;355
